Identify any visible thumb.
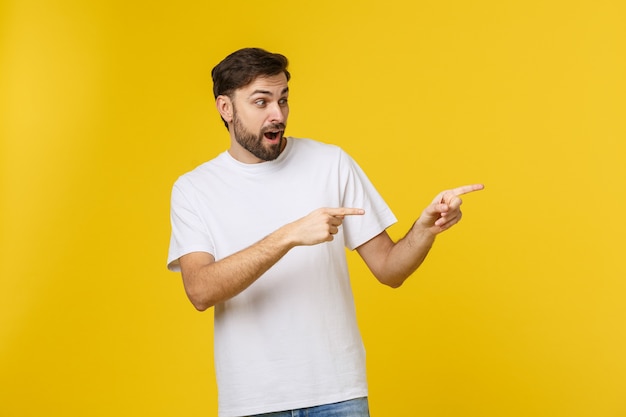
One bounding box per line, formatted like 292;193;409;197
419;202;447;225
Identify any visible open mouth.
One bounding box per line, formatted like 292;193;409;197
263;130;283;142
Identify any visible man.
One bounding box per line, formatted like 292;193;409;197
167;47;483;417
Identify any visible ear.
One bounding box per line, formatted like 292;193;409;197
216;95;233;124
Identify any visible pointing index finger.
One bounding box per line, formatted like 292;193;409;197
451;184;485;197
327;208;365;217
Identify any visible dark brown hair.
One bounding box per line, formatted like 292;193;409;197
212;48;290;128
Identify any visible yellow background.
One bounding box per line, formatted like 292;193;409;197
1;0;625;416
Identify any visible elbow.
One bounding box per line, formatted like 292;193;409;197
190;298;212;312
185;287;216;312
385;280;404;289
376;272;408;289
365;255;412;289
182;271;217;311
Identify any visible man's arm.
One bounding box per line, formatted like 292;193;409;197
357;184;484;288
179;207;364;311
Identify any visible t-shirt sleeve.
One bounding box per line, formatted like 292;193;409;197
338;150;397;250
167;179;215;272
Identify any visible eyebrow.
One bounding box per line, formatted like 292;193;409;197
249;87;289;97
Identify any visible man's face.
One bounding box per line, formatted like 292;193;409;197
229;73;289;163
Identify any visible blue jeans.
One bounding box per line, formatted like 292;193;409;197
248;397;370;417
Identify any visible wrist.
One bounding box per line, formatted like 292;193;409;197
271;223;299;250
410;220;437;245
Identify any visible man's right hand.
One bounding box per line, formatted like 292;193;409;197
180;207;364;310
282;207;365;246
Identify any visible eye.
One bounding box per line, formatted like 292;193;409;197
254;99;266;107
279;98;289;106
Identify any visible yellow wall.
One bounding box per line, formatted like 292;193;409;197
1;0;625;416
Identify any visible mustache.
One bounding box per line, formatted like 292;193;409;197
261;123;286;133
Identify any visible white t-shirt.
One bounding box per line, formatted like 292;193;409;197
168;138;397;417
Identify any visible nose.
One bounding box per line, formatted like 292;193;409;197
268;102;287;124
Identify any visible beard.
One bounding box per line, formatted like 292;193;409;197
232;108;286;162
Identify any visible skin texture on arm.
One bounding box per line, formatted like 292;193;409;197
357;184;484;288
179;207;364;311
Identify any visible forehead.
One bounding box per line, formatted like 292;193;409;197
237;73;289;97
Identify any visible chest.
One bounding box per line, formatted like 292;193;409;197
193;165;343;258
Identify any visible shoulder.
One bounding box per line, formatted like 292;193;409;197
288;137;347;160
285;138;361;178
170;153;229;198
